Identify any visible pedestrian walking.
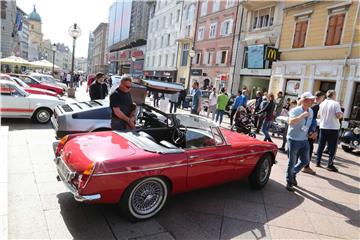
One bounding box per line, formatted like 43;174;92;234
285;92;316;192
256;93;276;142
254;91;263;132
191;82;202;115
110;76;135;131
215;88;229;125
207;88;217;120
89;72;108;100
230;91;243;126
302;91;325;175
178;88;187;109
278;99;298;152
153;91;160;107
169;92;179;113
275;91;285;117
66;73;71;87
316;90;343;172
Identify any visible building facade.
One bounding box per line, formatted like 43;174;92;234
191;0;239;91
16;7;30;60
92;22;109;74
28;5;43;61
270;1;360;123
108;0;151;78
55;43;71;72
87;32;94;74
231;1;284;96
144;0;182;82
1;1;16;58
75;57;88;73
176;0;198;88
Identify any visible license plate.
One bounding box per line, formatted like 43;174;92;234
57;158;75;181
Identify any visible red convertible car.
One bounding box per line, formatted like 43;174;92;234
53;112;277;221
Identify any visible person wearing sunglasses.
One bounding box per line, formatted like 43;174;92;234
110;75;135;131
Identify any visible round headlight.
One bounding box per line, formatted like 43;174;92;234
353;127;360;135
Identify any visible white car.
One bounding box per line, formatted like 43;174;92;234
0;80;65;123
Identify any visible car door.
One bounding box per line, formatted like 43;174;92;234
186;128;237;190
0;83;30;118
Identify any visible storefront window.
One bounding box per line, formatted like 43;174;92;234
350;83;360;121
319;81;335;94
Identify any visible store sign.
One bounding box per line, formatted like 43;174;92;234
248;44;264;69
119;50;130;59
190;69;203;76
109;52;118;61
220;74;228;81
132;60;144;79
265;47;279;62
285;79;301;96
131;50;144;58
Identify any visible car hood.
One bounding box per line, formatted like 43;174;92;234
41;82;62;90
27;87;57;95
28;93;64;103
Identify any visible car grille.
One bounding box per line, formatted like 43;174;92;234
61;104;73;112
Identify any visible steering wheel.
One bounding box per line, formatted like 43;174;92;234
172;127;185;146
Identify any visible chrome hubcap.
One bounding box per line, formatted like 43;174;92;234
131;180;164;215
260;158;270;183
38;111;50;122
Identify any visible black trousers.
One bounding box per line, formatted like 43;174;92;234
170;102;177;113
153;98;159;107
316;129;339;167
230;109;237;126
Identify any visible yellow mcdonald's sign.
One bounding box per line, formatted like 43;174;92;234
265;47;278;61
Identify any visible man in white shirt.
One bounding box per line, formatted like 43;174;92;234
316;90;343;172
207;88;217;121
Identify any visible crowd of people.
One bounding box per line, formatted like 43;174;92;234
87;74;345;192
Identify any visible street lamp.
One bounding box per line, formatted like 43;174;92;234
68;23;81;98
187;48;196;90
51;43;57;75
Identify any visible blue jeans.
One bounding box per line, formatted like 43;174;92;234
286;139;310;185
316;129;339;167
215;110;224;124
262;120;272;141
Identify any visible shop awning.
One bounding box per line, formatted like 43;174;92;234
30;59;61;69
0;56;31;65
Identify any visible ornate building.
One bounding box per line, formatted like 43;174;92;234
28;5;43;61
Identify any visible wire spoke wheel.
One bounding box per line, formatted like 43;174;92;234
259;158;270;183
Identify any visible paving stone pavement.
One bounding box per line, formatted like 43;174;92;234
3;85;360;239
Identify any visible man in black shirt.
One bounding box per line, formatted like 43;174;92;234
110;76;135;131
89;72;108;100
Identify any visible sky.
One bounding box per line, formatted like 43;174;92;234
17;0;115;58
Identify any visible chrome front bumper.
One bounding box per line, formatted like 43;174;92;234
341;142;360;150
54;157;101;202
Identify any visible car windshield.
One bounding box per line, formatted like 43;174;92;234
11;83;30;96
174;114;217;130
12;77;29;88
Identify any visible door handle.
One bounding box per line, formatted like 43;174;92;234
189;155;199;159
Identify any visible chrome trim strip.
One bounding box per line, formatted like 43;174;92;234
92;150;270;177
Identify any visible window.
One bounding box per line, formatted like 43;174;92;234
325;13;345;46
209;23;217;38
181;44;189;66
158;55;162;66
201;0;208;16
203;51;213;65
252;6;275;30
156;19;159;30
213;0;220;12
226;0;236;8
161;36;164;48
154;38;157;49
167;34;171;46
186;4;195;23
148;40;151;50
163;16;166;28
172;53;175;66
152;56;155;66
177;9;180;22
216;50;228;64
185;25;191;37
293;20;308;48
197;26;205;40
221;19;233;36
1;1;6;19
146;56;150;66
194;52;201;64
169;13;173;26
165;54;168;66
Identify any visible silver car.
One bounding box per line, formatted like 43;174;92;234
51;80;184;139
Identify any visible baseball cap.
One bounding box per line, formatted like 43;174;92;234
300;92;316;100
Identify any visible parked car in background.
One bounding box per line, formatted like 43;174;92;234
51;80;184;139
8;73;65;96
53;113;277;221
29;73;68;90
6;76;58;97
0;80;65;123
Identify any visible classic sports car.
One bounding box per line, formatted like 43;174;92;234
53;113;277;221
51;79;184;139
29;73;68;90
9;73;65;95
0;79;65;123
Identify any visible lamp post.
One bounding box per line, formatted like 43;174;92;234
51;43;57;75
68;23;81;98
187;48;196;90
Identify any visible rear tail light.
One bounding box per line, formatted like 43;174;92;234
77;163;95;189
55;135;69;156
